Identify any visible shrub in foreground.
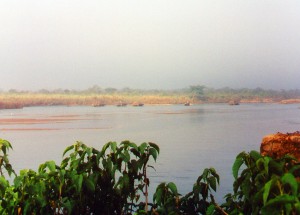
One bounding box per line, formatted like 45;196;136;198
0;138;299;214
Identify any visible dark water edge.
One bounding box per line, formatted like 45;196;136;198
1;103;299;203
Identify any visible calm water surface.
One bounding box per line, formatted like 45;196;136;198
0;104;299;202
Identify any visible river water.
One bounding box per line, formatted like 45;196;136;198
0;103;299;202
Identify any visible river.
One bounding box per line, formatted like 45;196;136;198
0;103;299;202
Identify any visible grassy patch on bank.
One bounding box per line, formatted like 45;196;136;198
0;92;191;109
1;86;300;109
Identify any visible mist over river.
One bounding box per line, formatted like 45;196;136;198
1;104;299;202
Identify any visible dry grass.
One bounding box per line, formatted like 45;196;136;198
0;93;191;109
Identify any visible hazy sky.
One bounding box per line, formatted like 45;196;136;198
1;1;300;91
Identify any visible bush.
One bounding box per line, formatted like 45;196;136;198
0;138;299;214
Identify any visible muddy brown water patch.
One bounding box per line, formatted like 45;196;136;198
0;118;80;124
1;127;111;131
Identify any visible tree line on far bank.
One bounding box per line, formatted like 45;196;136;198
2;85;300;102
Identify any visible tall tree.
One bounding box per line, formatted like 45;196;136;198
189;85;206;101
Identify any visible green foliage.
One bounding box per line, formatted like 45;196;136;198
0;139;15;177
1;138;300;215
152;182;180;214
223;151;300;215
151;168;222;215
179;168;220;215
0;140;160;214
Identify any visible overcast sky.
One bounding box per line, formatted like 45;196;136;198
1;0;300;91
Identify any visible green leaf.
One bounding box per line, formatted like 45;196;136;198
74;141;83;152
0;139;13;154
167;182;178;195
38;163;46;172
202;168;209;181
101;142;111;154
37;181;46;194
46;160;56;172
126;141;139;151
121;150;130;162
110;142;117;152
149;142;160;154
75;174;83;193
136;210;147;215
70;159;80;170
92;147;100;155
153;186;163;205
285;203;293;215
250;150;262;161
60;157;70;169
263;179;273;205
232;157;244;179
62;198;73;215
263;157;270;175
193;183;201;195
208;168;220;184
23;202;30;215
206;204;215;215
138;142;148;154
281;173;298;196
0;176;8;194
63;145;74;156
85;177;95;192
13;176;22;188
264;194;297;207
123;173;130;189
149;148;158;161
208;176;217;192
241;175;251;197
85;147;92;156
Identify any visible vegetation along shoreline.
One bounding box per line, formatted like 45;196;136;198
1;85;300;109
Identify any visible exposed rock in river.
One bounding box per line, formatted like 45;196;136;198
260;131;300;161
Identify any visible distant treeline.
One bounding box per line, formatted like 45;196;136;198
3;85;300;97
0;85;300;109
3;85;188;96
203;87;300;103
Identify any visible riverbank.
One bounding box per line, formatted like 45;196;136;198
0;93;190;109
1;92;300;109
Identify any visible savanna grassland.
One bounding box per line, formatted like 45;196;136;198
1;86;300;109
